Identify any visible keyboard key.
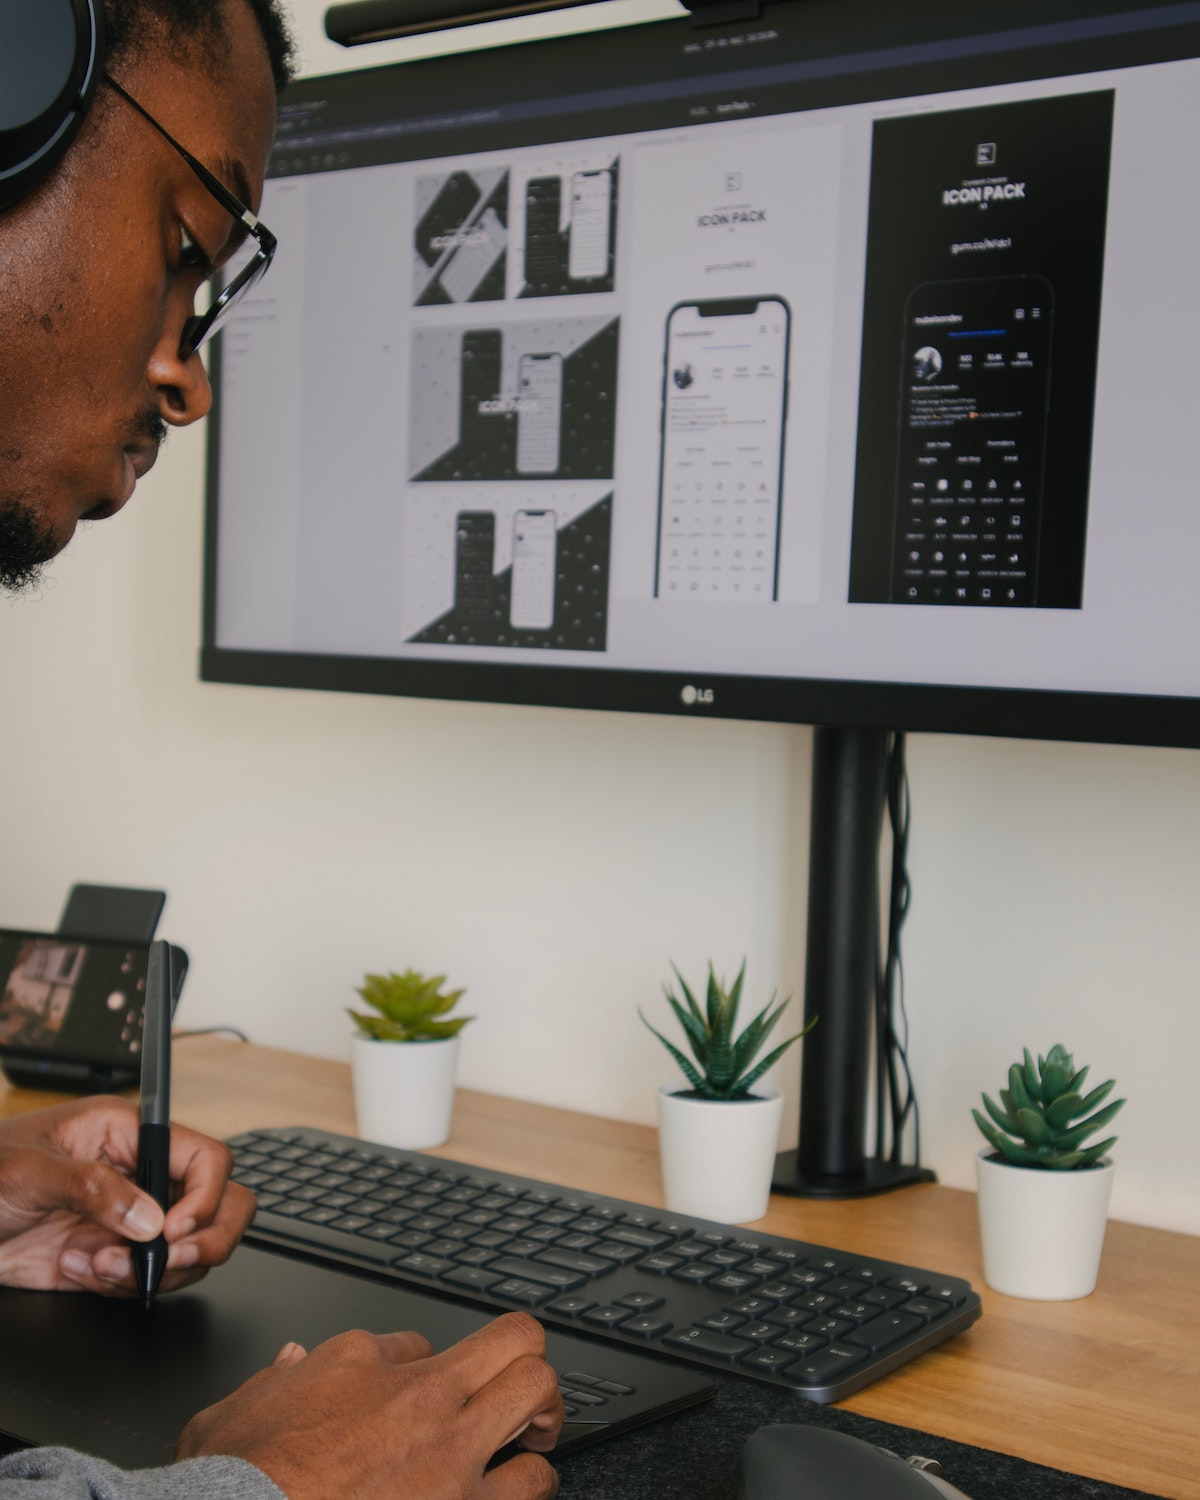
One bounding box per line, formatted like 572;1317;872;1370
615;1292;664;1311
492;1279;553;1307
886;1277;928;1296
899;1297;950;1321
671;1263;717;1286
562;1388;607;1406
522;1189;559;1205
832;1302;877;1324
703;1249;747;1268
556;1232;600;1252
581;1306;631;1329
696;1232;732;1248
545;1296;595;1317
807;1317;852;1340
772;1330;827;1355
785;1269;828;1291
726;1297;772;1317
489;1257;587;1291
709;1271;762;1294
743;1260;782;1278
254;1211;408;1264
395;1253;453;1277
741;1348;797;1375
593;1380;634;1396
780;1344;868;1385
591;1241;642;1266
639;1255;681;1276
453;1247;497;1267
756;1281;795;1301
536;1248;616;1276
668;1240;712;1262
861;1285;909;1310
663;1328;753;1360
763;1305;813;1329
442;1266;503;1293
737;1321;780;1344
845;1312;924;1350
699;1313;744;1334
622;1315;672;1338
602;1227;670;1253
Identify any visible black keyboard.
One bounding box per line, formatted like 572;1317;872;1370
230;1125;982;1405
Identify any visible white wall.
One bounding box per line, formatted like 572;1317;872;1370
1;0;1197;1236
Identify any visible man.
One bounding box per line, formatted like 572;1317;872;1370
0;2;563;1495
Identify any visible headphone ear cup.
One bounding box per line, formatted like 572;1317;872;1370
0;0;106;213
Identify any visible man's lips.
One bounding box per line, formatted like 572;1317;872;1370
81;444;160;521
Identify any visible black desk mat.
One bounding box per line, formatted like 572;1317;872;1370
555;1363;1168;1500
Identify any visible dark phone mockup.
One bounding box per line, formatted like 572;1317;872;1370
523;176;562;290
655;297;790;602
0;929;186;1090
892;276;1053;606
454;511;496;621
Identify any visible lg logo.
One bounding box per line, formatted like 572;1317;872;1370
680;684;715;706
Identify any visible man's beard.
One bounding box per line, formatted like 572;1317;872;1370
0;496;57;594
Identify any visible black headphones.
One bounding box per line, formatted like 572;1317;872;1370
0;0;106;212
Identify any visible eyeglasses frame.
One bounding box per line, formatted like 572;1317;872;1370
102;73;276;359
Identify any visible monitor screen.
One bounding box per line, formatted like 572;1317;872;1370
204;0;1200;745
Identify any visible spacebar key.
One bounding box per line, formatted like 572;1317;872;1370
252;1213;405;1264
489;1257;589;1291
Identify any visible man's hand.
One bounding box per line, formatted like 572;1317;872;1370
177;1311;564;1499
0;1097;254;1295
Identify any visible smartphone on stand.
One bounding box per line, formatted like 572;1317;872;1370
516;352;563;475
655;297;790;601
510;510;558;630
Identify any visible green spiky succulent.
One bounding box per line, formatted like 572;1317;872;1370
640;961;811;1101
972;1044;1124;1170
348;969;473;1042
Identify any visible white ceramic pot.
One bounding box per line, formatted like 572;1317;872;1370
350;1034;459;1150
656;1084;784;1224
975;1147;1115;1300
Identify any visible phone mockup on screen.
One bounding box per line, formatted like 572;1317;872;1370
438;205;507;303
523;176;562;289
459;329;503;450
511;509;558;629
655;297;790;602
892;275;1054;607
568;168;612;281
454;511;496;621
415;171;482;268
516;352;563;475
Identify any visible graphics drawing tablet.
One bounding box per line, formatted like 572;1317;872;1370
0;1244;715;1470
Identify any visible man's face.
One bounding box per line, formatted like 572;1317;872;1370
0;0;277;591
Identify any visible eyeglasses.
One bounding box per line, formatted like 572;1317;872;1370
102;74;277;359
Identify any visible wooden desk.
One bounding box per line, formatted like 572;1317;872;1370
4;1037;1197;1499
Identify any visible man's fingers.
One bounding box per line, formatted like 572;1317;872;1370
163;1126;239;1241
34;1153;162;1241
484;1450;559;1500
168;1180;256;1267
431;1312;547;1396
464;1354;564;1458
368;1329;436;1366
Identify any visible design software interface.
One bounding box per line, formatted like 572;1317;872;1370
211;5;1200;701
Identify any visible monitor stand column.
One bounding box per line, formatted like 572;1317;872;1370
772;726;935;1198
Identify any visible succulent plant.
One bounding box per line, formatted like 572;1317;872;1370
640;961;811;1102
972;1044;1124;1170
348;969;473;1043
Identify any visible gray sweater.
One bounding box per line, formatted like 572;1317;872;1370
0;1449;285;1499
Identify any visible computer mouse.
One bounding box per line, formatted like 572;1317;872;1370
737;1425;974;1500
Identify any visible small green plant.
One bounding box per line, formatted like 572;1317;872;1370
640;961;811;1101
972;1044;1124;1170
348;969;473;1042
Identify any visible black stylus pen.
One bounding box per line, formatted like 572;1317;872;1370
133;939;172;1309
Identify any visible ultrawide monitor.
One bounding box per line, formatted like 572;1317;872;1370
204;0;1200;746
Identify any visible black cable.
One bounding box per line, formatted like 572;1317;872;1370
875;731;922;1167
171;1027;251;1043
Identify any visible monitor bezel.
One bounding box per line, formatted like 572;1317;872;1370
201;0;1200;750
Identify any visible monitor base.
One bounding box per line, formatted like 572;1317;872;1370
771;1149;936;1199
